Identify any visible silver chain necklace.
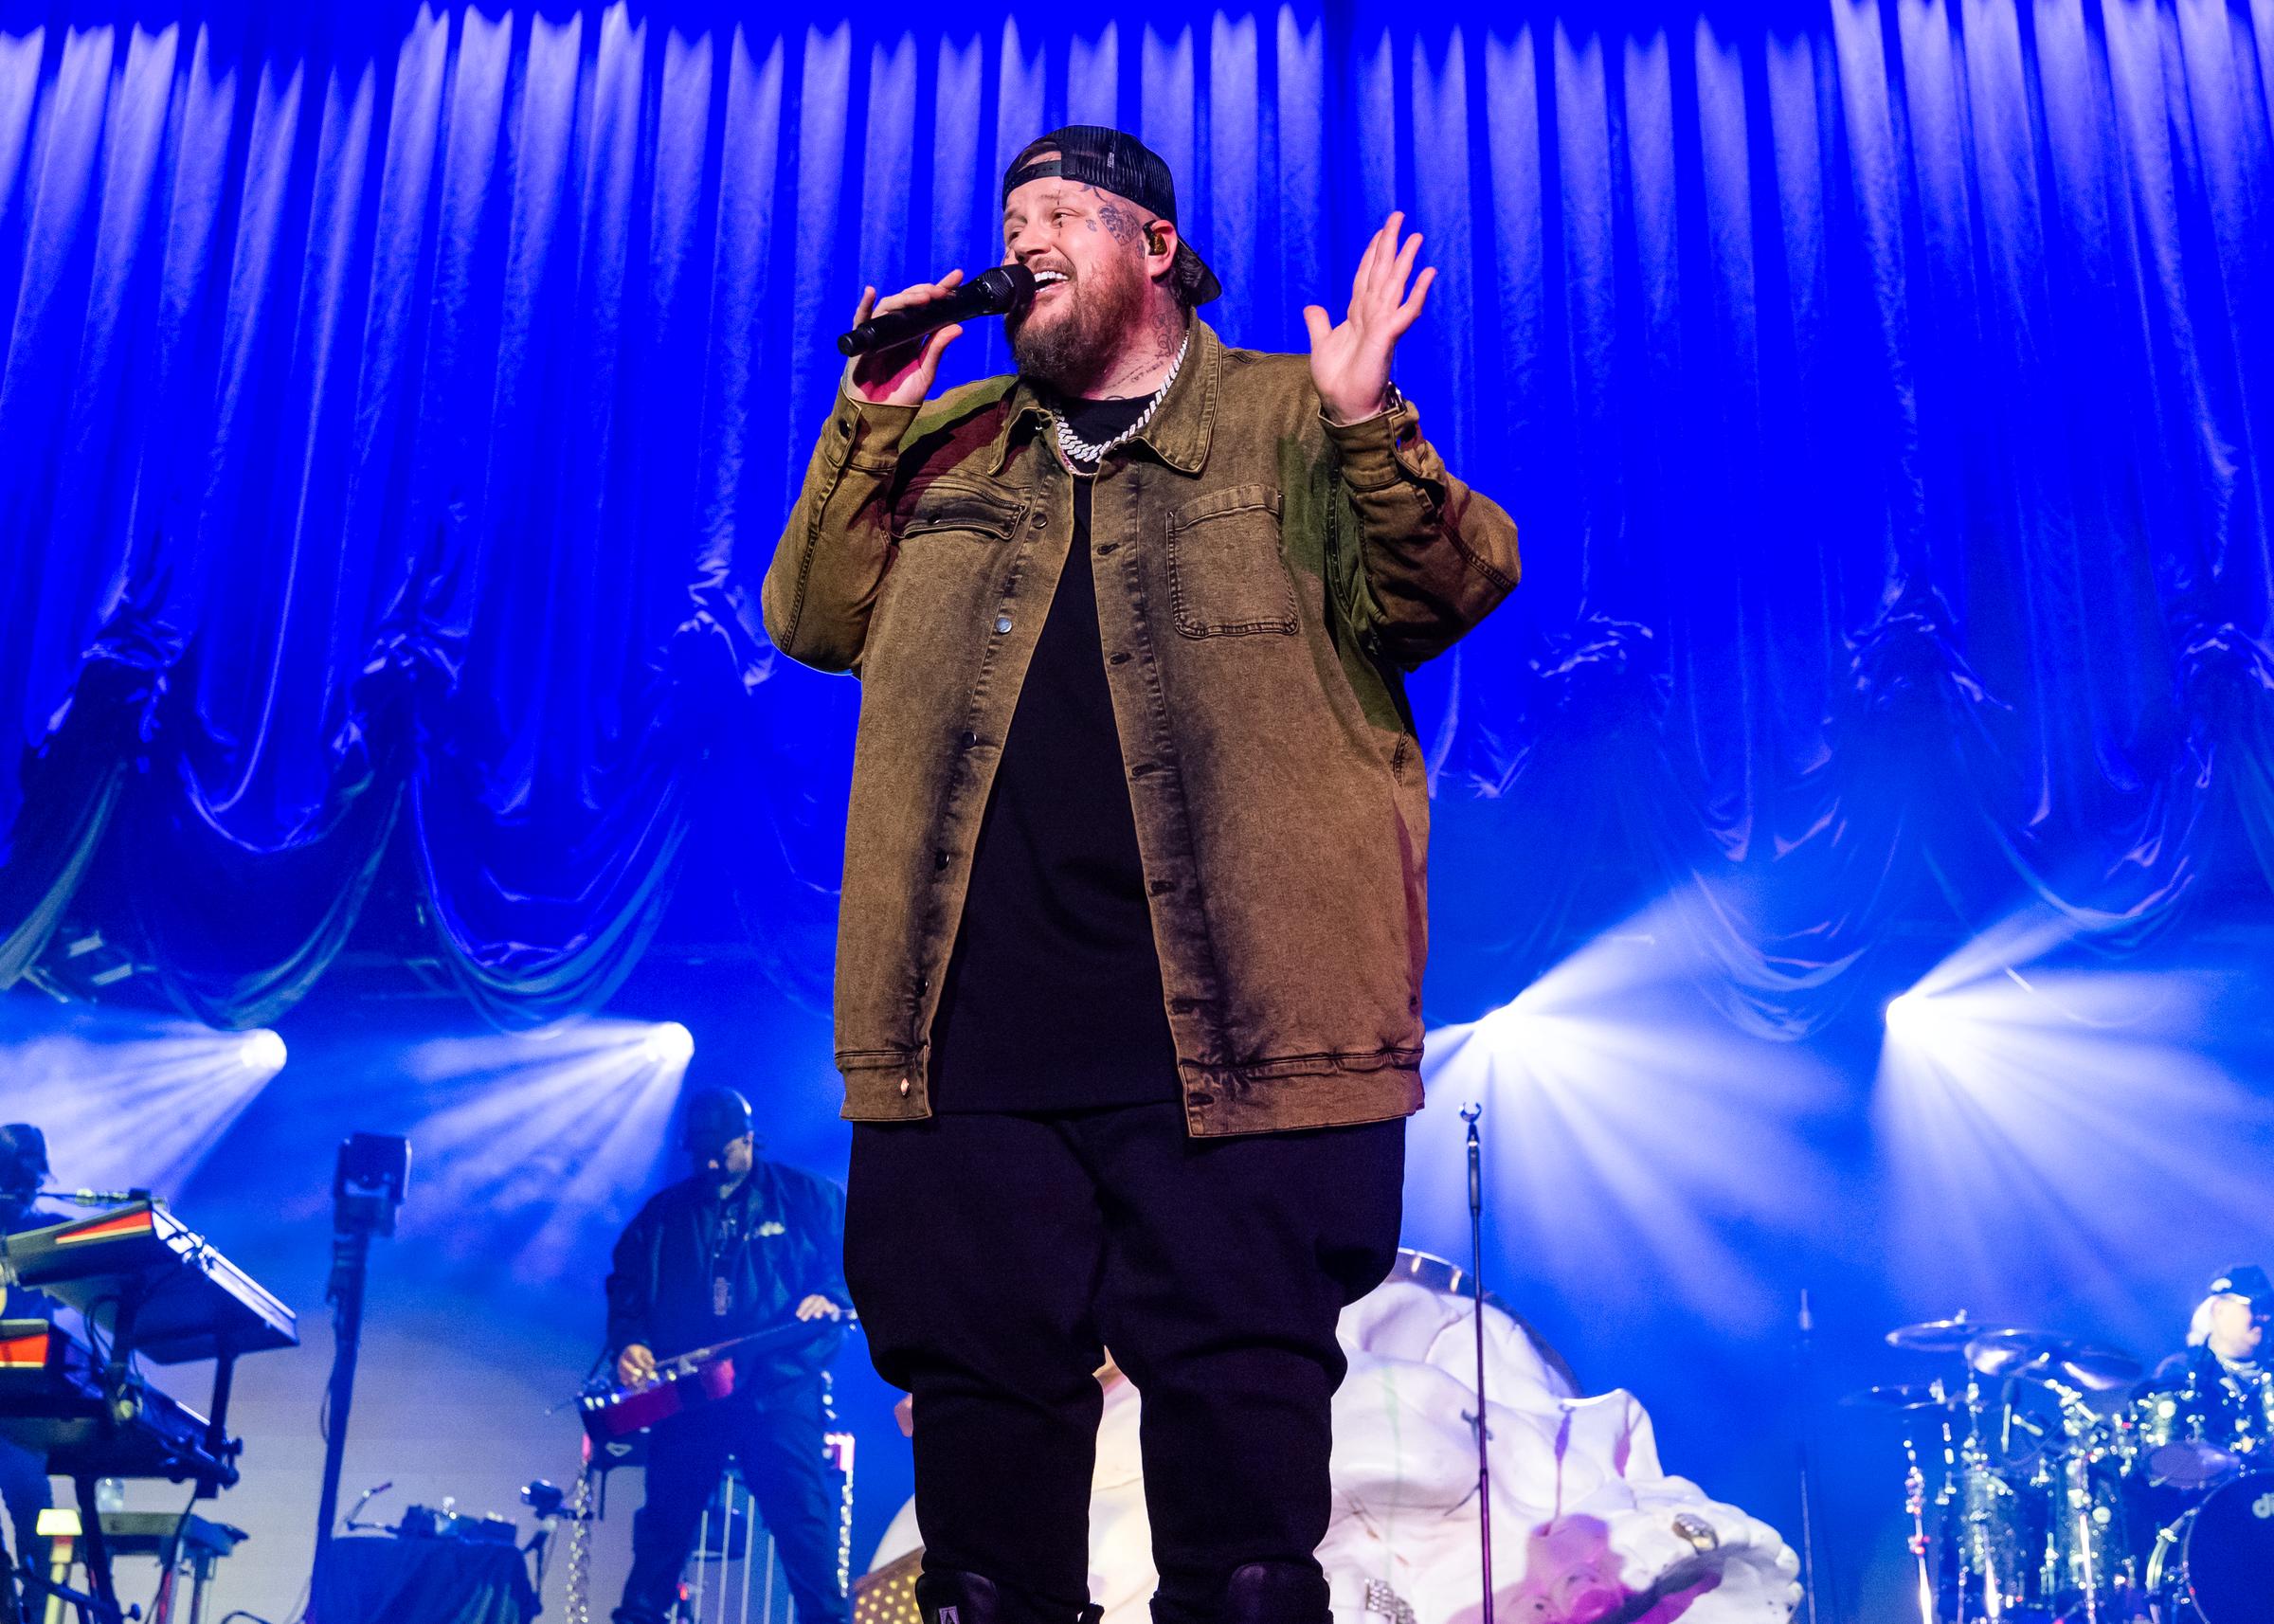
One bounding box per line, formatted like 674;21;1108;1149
1052;333;1190;466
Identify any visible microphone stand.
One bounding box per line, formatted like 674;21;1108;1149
1795;1288;1831;1624
1462;1102;1493;1617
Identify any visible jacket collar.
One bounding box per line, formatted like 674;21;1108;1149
987;317;1221;477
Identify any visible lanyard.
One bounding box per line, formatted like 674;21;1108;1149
709;1182;771;1318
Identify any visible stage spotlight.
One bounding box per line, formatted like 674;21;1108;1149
396;1020;692;1281
0;1011;284;1197
1874;911;2265;1344
1882;991;1936;1040
642;1021;695;1069
1413;901;1839;1339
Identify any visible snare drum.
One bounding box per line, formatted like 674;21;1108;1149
2148;1470;2274;1623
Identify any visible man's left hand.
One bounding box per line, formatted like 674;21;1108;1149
795;1294;843;1322
1304;210;1435;424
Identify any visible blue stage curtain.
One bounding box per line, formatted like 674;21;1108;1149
0;0;2268;1033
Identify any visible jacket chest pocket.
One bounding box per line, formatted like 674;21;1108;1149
1165;483;1295;638
881;478;1029;639
895;477;1028;545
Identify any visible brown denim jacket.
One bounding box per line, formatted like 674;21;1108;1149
764;321;1520;1136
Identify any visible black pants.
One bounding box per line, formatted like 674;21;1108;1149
613;1380;847;1624
844;1102;1404;1617
0;1435;46;1624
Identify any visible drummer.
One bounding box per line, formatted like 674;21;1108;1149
2141;1264;2273;1453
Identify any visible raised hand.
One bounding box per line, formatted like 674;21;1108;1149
1302;211;1435;424
844;271;966;407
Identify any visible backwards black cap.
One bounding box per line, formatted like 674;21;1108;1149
2211;1264;2274;1311
1004;125;1221;306
680;1089;753;1156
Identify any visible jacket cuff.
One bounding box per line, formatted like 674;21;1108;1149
828;385;921;474
1323;396;1423;492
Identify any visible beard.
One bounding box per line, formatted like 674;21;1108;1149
1007;248;1150;395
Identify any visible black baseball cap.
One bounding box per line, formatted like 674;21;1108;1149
680;1089;753;1156
2211;1264;2274;1312
0;1123;46;1195
1003;125;1221;306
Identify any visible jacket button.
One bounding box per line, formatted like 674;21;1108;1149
898;1077;911;1097
915;974;929;995
932;850;949;872
1095;541;1117;555
1147;878;1173;895
995;614;1013;634
1030;512;1048;529
835;417;851;437
1109;653;1131;666
959;730;979;749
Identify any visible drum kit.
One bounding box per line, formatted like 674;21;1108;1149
1851;1311;2274;1624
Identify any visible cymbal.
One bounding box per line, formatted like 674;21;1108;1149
2040;1346;2143;1393
1886;1313;1988;1352
1964;1330;2141;1393
1965;1329;2062;1379
1842;1382;1957;1411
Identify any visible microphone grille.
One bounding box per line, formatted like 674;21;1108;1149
983;263;1037;314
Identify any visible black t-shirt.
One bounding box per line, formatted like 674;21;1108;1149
929;393;1181;1112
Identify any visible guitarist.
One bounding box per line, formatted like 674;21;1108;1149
605;1089;854;1624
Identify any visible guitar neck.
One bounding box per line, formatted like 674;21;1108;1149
668;1318;821;1369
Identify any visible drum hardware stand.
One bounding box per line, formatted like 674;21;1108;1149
1897;1390;1940;1624
2045;1381;2117;1624
2066;1452;2100;1624
1460;1102;1492;1618
2058;1388;2096;1624
1957;1379;2017;1622
1946;1385;1976;1624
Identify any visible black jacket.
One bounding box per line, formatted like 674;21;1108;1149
605;1161;852;1395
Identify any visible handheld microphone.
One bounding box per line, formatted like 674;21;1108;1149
839;264;1037;357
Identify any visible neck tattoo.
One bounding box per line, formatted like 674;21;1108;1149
1052;333;1190;466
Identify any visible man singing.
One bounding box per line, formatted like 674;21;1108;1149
605;1089;854;1624
765;126;1519;1624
